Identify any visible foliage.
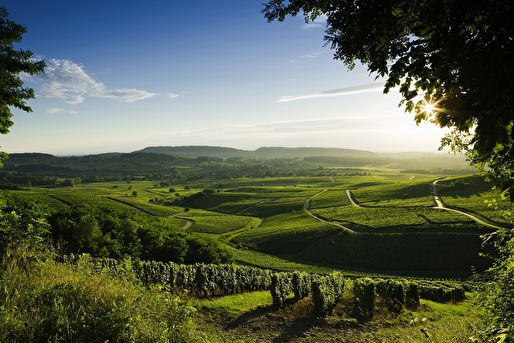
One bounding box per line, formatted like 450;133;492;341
0;7;45;164
120;257;468;322
311;272;346;316
6;171;503;276
262;3;514;336
263;0;514;194
45;202;232;264
0;255;198;342
184;235;232;264
0;194;51;266
270;272;292;310
477;231;514;342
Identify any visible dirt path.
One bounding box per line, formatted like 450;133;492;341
181;218;194;230
236;201;266;214
313;181;501;233
304;189;355;234
345;190;362;208
169;212;195;230
431;179;502;230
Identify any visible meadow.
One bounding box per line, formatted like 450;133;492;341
2;151;507;342
7;168;509;277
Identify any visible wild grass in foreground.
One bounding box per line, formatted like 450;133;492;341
0;256;200;343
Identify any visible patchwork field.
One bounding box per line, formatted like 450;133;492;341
7;169;509;278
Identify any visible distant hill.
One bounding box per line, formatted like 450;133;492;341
136;146;379;159
0;146;475;185
252;147;378;158
136;146;252;158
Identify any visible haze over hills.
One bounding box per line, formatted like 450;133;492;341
135;146;472;170
136;146;380;159
136;145;463;159
0;146;475;183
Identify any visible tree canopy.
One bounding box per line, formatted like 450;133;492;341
263;0;514;194
263;3;514;338
0;6;45;160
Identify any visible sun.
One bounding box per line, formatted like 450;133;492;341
420;98;440;116
423;102;436;114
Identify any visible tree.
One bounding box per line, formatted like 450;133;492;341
0;7;45;164
263;0;514;194
263;1;514;340
72;214;103;254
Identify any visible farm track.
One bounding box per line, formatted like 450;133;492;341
105;196;157;216
168;212;195;230
432;180;503;230
222;218;264;242
304;189;356;234
180;218;195;230
304;183;500;236
345;190;361;208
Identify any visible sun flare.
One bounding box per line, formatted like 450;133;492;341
420;98;441;116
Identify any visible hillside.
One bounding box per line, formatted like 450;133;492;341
137;145;252;158
138;145;380;158
0;146;474;188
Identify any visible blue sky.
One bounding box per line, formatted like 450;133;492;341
2;0;449;155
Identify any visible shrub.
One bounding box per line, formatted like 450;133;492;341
354;278;375;319
0;258;198;342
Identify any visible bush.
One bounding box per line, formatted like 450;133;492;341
0;257;198;342
184;235;233;264
0;194;51;267
478;232;514;342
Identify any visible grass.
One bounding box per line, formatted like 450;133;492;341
0;256;200;342
232;211;339;255
190;288;484;343
181;210;256;234
437;178;513;225
191;291;272;316
350;179;436;207
292;231;491;276
228;245;346;274
311;205;483;232
4;171;504;277
356;298;484;342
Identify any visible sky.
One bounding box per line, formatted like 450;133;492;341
2;0;450;156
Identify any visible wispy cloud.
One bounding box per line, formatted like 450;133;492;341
26;59;155;104
147;115;404;151
299;51;325;59
173;116;399;139
278;82;386;103
45;107;79;114
168;93;179;99
301;14;327;30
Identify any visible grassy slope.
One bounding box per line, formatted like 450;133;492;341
6;172;508;277
192;291;484;342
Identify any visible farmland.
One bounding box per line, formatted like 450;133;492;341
1;147;509;342
2;148;508;278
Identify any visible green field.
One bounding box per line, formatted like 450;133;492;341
5;169;509;278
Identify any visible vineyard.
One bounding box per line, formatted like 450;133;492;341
1;152;504;341
69;255;468;320
7;170;509;277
